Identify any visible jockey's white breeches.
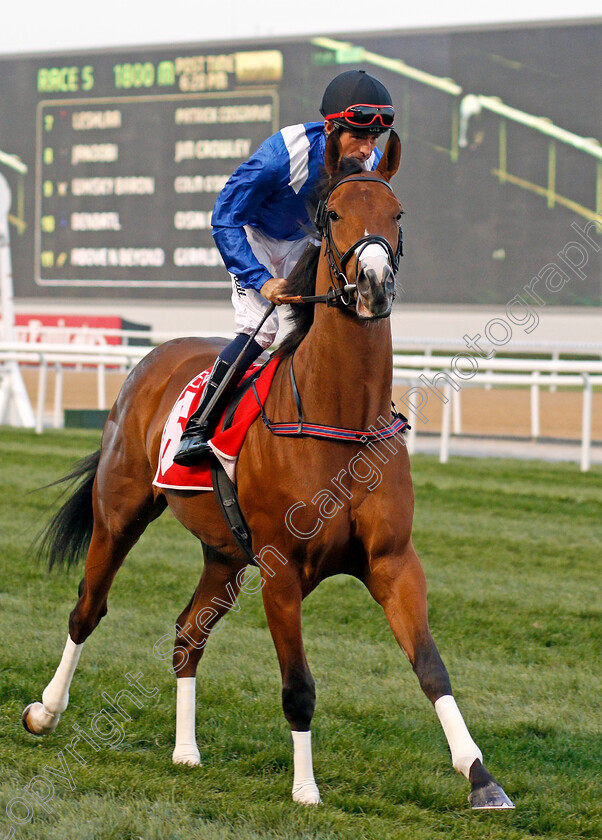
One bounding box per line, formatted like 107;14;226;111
231;226;315;349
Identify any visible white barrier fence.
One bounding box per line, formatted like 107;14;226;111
0;342;147;433
392;355;602;472
1;336;601;471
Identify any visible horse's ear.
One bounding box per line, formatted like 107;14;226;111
324;130;343;176
376;130;401;181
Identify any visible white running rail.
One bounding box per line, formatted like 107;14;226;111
1;338;600;471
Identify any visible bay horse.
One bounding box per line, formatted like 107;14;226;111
22;130;513;810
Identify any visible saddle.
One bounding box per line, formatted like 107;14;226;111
153;357;280;493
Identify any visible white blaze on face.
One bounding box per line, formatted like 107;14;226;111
354;231;396;319
356;237;391;279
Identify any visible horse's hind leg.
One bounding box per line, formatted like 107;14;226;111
23;450;164;736
364;543;514;810
169;544;247;767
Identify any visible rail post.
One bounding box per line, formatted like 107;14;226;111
36;355;47;434
97;363;107;410
580;374;592;472
53;363;63;428
530;371;540;438
452;387;462;435
439;381;452;464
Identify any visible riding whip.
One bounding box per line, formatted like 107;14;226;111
195;301;276;425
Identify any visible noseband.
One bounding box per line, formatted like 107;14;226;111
313;175;403;310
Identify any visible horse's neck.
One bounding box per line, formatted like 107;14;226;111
292;292;393;431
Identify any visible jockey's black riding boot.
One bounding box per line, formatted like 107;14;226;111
173;334;263;466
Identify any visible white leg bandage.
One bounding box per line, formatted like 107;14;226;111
435;695;483;778
172;677;201;766
42;634;83;715
24;635;83;734
291;730;321;805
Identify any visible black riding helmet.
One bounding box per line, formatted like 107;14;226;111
320;70;394;134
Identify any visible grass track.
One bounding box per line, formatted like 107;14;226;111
0;428;600;839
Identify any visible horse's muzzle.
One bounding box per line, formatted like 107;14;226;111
355;263;396;320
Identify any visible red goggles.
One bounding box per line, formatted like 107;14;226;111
325;103;395;129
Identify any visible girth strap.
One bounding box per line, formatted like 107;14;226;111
252;354;410;443
259;414;409;441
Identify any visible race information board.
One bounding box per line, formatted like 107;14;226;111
1;45;298;296
1;24;600;304
37;90;276;287
33;51;285;289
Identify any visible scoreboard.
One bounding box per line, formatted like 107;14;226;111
34;51;283;289
1;43;319;297
37;91;277;288
1;22;600;304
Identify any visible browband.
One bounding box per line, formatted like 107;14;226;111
315;174;393;234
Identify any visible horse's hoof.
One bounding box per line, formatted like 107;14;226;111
22;702;60;736
469;780;515;810
172;745;201;766
292;782;322;805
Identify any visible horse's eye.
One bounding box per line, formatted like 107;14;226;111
327;210;340;222
396;212;404;222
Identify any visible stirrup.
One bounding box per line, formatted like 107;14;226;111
173;432;213;466
173;352;248;467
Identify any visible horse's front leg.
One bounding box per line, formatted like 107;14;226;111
169;545;247;767
261;567;320;805
364;543;514;810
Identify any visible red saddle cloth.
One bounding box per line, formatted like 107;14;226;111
153;357;280;491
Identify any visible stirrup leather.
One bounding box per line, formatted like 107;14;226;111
173;358;245;466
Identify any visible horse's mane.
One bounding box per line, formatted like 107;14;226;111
276;156;365;359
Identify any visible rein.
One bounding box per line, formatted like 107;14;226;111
280;174;403;309
279;284;357;307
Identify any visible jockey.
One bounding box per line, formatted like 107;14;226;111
174;69;395;465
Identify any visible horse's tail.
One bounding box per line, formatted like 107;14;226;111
36;450;101;571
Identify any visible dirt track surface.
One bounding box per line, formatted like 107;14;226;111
391;383;602;441
21;368;602;442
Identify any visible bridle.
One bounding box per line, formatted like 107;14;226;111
309;174;403;310
245;174;410;450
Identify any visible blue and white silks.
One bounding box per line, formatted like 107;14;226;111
211;122;382;291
